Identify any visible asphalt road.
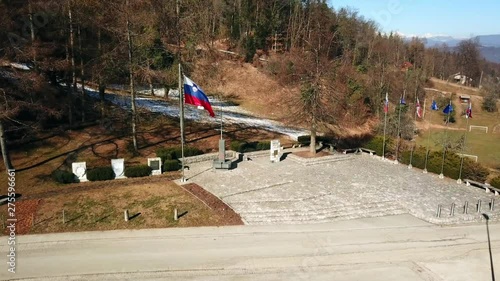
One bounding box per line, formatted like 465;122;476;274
1;215;498;280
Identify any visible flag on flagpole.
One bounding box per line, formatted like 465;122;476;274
443;102;453;114
466;102;472;118
431;100;439;111
183;76;215;117
384;92;389;113
400;94;406;105
416;97;422;118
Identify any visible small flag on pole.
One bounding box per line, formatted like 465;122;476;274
466;102;472;118
443;102;453;114
183;76;215;117
416;97;422;118
384;92;389;113
431;100;439;111
400;94;406;105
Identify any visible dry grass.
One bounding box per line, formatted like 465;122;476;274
429;78;481;96
20;181;227;234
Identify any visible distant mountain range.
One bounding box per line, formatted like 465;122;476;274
408;34;500;63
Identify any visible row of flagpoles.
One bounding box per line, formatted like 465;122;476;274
382;92;473;182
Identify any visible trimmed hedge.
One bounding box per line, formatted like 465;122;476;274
87;167;115;181
52;170;76;184
297;135;331;146
362;135;393;157
156;146;203;163
490;176;500;189
399;148;489;182
124;165;152;178
164;160;181;171
229;140;272;153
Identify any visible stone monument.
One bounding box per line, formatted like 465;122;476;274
148;157;162;176
270;139;282;163
111;159;126;179
213;139;231;169
72;162;88;182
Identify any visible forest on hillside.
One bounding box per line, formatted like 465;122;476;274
1;0;500;165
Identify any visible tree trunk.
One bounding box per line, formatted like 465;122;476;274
126;0;138;152
97;28;106;119
68;0;76;128
28;1;38;72
78;25;86;122
310;119;316;155
0;120;13;171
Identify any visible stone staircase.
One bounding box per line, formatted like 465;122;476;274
235;200;407;225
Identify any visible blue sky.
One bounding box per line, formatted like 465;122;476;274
327;0;500;38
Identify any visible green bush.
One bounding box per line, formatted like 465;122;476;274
156;146;203;162
87;167;115;181
124;165;152;178
256;141;271;151
230;140;272;153
297;135;331;146
164;160;180;172
230;140;245;152
462;159;489;182
52;170;76;184
363;135;393;157
490;176;500;189
400;147;428;169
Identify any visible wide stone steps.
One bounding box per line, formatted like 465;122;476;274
237;201;407;225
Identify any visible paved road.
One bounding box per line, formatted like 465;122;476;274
1;215;498;280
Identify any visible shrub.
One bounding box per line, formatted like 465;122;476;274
164;160;180;172
52;170;76;184
230;140;245;152
87;167;115;181
363;135;393;157
462;159;489;182
490;176;500;189
156;146;203;162
482;93;498;113
400;147;428;169
256;141;271;151
124;165;152;178
230;140;273;153
297;135;332;146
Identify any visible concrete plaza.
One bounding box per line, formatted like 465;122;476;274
186;151;499;225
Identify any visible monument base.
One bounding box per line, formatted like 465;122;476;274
213;159;231;169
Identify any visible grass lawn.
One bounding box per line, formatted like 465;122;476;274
416;97;500;170
1;181;230;234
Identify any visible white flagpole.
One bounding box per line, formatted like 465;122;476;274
439;99;452;179
395;89;405;163
179;64;185;182
423;98;432;174
382;93;388;160
457;103;471;183
177;0;185;182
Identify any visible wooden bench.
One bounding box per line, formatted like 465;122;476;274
464;179;500;196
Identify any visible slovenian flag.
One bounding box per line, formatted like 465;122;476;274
416;97;422;118
466;102;472;118
443;102;453;114
384;92;389;113
183;76;215;117
431;100;439;111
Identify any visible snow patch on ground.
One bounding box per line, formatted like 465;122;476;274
84;86;308;140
